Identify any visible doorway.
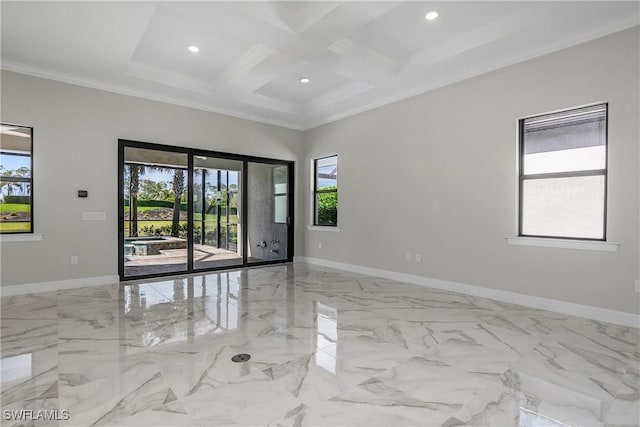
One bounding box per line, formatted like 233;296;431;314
193;157;243;270
118;140;294;280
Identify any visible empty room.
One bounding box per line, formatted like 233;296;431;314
0;1;638;426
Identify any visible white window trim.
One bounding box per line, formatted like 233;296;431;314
1;122;35;238
310;155;338;228
506;236;618;252
515;102;609;242
0;233;43;242
307;225;341;232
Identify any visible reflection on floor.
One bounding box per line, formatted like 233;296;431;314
1;263;638;426
124;245;242;277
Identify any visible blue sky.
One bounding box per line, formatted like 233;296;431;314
317;163;337;188
0;153;31;174
0;153;31;196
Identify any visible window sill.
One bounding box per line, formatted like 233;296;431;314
0;233;43;243
506;236;618;252
307;225;341;232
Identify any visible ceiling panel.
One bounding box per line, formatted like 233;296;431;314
256;62;355;104
347;2;523;62
230;1;342;35
130;7;255;85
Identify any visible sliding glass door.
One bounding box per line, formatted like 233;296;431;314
118;140;293;281
122;146;189;278
247;162;290;263
193;156;243;270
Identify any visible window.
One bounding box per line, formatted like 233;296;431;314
519;104;607;240
313;155;338;226
273;165;288;224
1;124;33;234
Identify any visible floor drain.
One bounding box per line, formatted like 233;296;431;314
231;353;251;363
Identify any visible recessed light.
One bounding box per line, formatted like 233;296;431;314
188;45;200;53
299;77;310;84
425;10;439;21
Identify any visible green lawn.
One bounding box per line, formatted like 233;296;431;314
0;222;30;232
123;206;171;213
195;214;237;222
0;203;31;233
0;203;30;214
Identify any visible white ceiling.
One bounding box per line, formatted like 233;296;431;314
1;1;638;130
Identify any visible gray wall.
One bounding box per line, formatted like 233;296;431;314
302;27;640;314
2;27;638;316
0;71;304;286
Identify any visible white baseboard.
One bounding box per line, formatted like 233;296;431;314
296;256;639;329
0;275;120;297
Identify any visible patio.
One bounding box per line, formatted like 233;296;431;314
124;244;243;277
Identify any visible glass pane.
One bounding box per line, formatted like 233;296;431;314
193;156;243;270
316;156;337;190
248;162;288;263
123;147;188;277
522;175;605;239
274;195;287;224
316;192;337;226
1;125;32;234
274;165;288;224
523;105;606;175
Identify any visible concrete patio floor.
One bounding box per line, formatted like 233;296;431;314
124;245;243;277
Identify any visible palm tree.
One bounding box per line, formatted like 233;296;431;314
127;164;144;237
140;179;167;201
0;181;18;197
171;169;185;237
126;164;186;238
0;166;18;198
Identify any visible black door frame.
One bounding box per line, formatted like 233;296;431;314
118;139;295;281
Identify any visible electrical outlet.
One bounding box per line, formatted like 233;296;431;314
405;251;412;261
415;253;422;263
318;242;322;249
71;256;78;265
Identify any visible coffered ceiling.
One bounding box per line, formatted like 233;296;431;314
1;1;638;130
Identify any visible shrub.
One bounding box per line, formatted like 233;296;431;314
125;199;188;210
317;190;337;225
2;196;30;204
139;223;196;240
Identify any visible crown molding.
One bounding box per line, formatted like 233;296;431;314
2;20;637;132
300;20;640;130
0;60;305;131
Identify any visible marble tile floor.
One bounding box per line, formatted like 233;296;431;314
1;263;638;427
